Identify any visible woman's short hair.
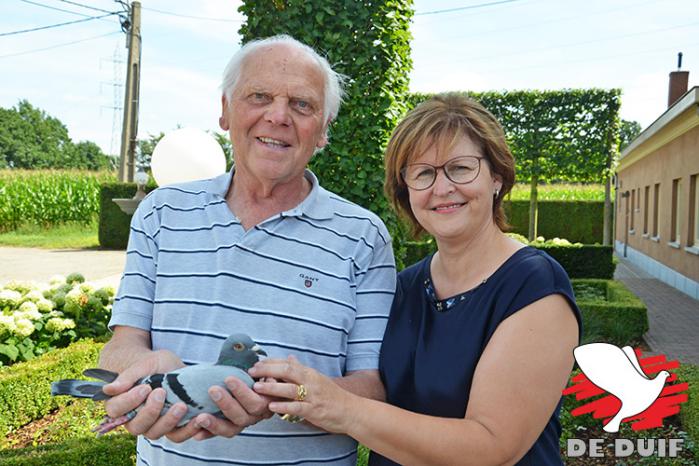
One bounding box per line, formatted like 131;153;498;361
220;34;346;123
384;93;515;237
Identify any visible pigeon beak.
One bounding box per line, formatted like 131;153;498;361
252;344;267;357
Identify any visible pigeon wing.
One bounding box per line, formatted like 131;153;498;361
622;346;649;379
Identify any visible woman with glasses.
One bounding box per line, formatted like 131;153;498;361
251;94;581;466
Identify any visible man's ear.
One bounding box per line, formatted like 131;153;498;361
219;95;230;131
316;118;332;149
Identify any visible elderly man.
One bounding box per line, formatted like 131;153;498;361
99;35;396;466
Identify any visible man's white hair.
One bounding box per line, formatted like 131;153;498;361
221;34;346;124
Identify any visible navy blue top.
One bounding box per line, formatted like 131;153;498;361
369;247;581;466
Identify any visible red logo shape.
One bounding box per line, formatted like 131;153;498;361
304;279;312;288
563;347;689;431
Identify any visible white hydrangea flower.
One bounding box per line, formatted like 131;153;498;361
536;236;546;242
46;317;76;332
16;303;42;321
0;289;22;308
49;275;66;286
79;282;95;294
14;318;35;337
0;314;17;334
37;298;54;313
25;290;44;303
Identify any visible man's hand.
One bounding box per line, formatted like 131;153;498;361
102;349;198;440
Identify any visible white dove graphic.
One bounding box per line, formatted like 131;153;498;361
573;343;670;433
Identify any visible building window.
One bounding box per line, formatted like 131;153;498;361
630;188;635;231
671;178;682;246
690;174;699;247
643;185;650;235
652;183;660;239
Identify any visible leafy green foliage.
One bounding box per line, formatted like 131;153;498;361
0;434;136;466
676;364;699;457
98;182;157;249
0;100;113;170
0;170;116;231
619;119;642;151
505;200;605;244
239;0;414;241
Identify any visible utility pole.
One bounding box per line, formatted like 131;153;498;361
118;1;141;182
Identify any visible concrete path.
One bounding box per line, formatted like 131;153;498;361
0;247;125;289
614;255;699;366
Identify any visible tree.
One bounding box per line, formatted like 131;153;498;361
619;119;642;151
0;100;111;170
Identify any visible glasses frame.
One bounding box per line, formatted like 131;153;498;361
400;156;485;191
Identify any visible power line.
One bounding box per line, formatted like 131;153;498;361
0;30;120;58
55;0;114;14
415;0;523;16
18;0;92;17
0;12;118;37
141;6;243;22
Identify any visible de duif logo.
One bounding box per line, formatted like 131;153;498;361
563;343;689;459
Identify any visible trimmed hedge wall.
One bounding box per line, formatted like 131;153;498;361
573;279;648;345
677;364;699;457
505;200;604;244
399;242;614;279
98;183;156;249
0;339;103;439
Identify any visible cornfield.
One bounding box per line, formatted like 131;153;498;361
0;170;117;231
509;183;605;201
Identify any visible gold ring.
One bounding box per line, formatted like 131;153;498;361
296;384;307;402
280;413;304;423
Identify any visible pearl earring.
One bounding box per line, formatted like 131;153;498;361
494;189;500;198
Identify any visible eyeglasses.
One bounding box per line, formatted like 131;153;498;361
400;156;484;191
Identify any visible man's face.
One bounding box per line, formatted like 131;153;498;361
220;44;329;186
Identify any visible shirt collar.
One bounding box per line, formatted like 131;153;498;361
207;167;334;220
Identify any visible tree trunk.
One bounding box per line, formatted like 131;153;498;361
528;172;539;241
603;175;612;245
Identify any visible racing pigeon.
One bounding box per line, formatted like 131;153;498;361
573;342;669;433
51;333;267;435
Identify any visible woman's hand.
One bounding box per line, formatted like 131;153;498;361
249;355;357;434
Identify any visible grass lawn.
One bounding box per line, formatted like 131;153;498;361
510;183;605;201
0;222;99;249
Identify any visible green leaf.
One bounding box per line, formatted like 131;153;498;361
0;343;19;361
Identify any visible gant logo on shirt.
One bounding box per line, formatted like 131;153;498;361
299;273;319;288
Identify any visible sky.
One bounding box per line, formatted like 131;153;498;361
1;0;698;156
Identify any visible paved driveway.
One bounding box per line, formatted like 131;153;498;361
0;247;125;288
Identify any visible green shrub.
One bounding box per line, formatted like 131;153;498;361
0;170;116;232
0;339;103;438
573;279;648;345
0;435;135;465
677;364;699;457
538;244;614;279
98;183;156;249
504;200;604;244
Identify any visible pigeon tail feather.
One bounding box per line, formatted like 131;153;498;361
51;379;108;400
83;368;118;383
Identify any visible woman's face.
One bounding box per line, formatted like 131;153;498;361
406;133;502;244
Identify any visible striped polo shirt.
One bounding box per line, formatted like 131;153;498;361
109;168;396;466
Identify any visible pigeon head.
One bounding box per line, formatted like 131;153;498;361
216;333;267;369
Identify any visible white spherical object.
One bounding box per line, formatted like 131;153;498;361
150;127;226;186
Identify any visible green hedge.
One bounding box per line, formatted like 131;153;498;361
505;200;604;244
0;435;135;466
0;339;103;439
677;364;699;457
573;279;648;345
399;241;613;279
98;183;156;249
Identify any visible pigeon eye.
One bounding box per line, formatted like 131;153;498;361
233;343;245;351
